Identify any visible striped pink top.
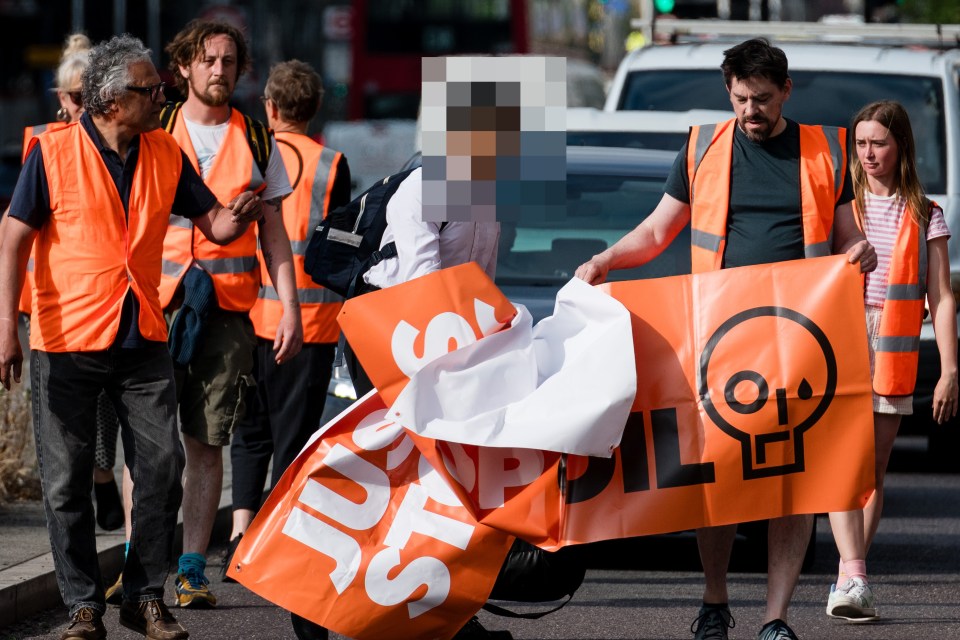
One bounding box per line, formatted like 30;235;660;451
862;191;950;308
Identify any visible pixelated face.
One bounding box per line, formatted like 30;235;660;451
421;57;567;224
728;75;792;143
699;307;837;478
179;33;238;107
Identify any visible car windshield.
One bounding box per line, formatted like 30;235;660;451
496;172;690;285
617;69;946;193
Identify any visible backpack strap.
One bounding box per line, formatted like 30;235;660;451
159;101;182;133
481;595;575;620
243;113;272;179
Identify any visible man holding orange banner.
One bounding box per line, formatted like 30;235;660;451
576;38;876;640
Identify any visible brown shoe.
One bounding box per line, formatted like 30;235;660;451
61;607;106;640
119;599;189;639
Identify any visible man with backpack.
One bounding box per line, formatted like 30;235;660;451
157;19;301;609
340;165;500;397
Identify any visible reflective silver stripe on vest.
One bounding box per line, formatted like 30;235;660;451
876;335;920;353
691;228;723;252
197;256;258;274
290;239;310;255
258;285;343;304
162;259;187;277
690;123;717;203
33;124;49;134
308;147;338;232
886;283;922;301
918;216;929;298
169;213;193;229
26;257;33;273
821;126;844;195
804;240;832;258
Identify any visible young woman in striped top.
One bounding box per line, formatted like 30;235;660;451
826;100;958;622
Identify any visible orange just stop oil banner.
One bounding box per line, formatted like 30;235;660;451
558;255;875;543
231;256;876;639
341;256;875;546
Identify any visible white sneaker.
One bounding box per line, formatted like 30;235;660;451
826;577;879;622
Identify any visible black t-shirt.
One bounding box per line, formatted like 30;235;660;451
665;119;854;268
8;113;217;348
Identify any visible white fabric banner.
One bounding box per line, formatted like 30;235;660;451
388;278;636;457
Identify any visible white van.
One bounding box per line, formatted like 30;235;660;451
605;20;960;456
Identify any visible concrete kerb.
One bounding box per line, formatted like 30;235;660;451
0;482;234;629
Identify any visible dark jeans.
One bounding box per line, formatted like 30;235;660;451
230;341;336;511
32;344;184;616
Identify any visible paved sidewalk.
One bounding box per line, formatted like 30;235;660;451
0;448;235;629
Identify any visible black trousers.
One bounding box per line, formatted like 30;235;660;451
230;340;336;511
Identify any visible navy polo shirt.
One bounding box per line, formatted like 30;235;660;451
8;112;217;348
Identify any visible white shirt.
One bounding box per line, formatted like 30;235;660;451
365;167;500;288
183;114;292;201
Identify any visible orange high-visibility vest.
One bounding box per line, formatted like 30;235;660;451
249;132;345;343
158;108;265;312
17;122;69;315
686;118;847;273
31;124;181;352
858;200;930;396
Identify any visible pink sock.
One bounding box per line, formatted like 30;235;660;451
841;559;867;583
837;559;846;586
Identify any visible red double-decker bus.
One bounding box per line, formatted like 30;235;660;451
349;0;530;120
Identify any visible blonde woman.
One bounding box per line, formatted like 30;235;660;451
827;100;958;621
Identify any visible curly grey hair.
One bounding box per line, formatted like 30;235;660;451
81;34;153;117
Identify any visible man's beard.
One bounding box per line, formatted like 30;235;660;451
192;78;232;107
738;116;773;143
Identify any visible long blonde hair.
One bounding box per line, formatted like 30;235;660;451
850;100;928;229
55;33;92;91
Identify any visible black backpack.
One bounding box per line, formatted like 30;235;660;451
304;168;417;298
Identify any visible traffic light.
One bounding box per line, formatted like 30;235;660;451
654;0;676;12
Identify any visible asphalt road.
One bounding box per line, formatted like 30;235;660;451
3;439;959;640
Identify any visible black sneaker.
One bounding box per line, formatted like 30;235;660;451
691;603;735;640
220;534;242;584
758;619;799;640
451;616;514;639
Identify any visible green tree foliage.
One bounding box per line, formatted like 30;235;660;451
899;0;960;23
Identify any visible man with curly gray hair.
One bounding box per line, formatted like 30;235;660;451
0;33;267;640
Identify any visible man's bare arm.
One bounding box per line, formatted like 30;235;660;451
258;198;303;363
575;193;691;285
0;218;37;388
191;191;264;245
